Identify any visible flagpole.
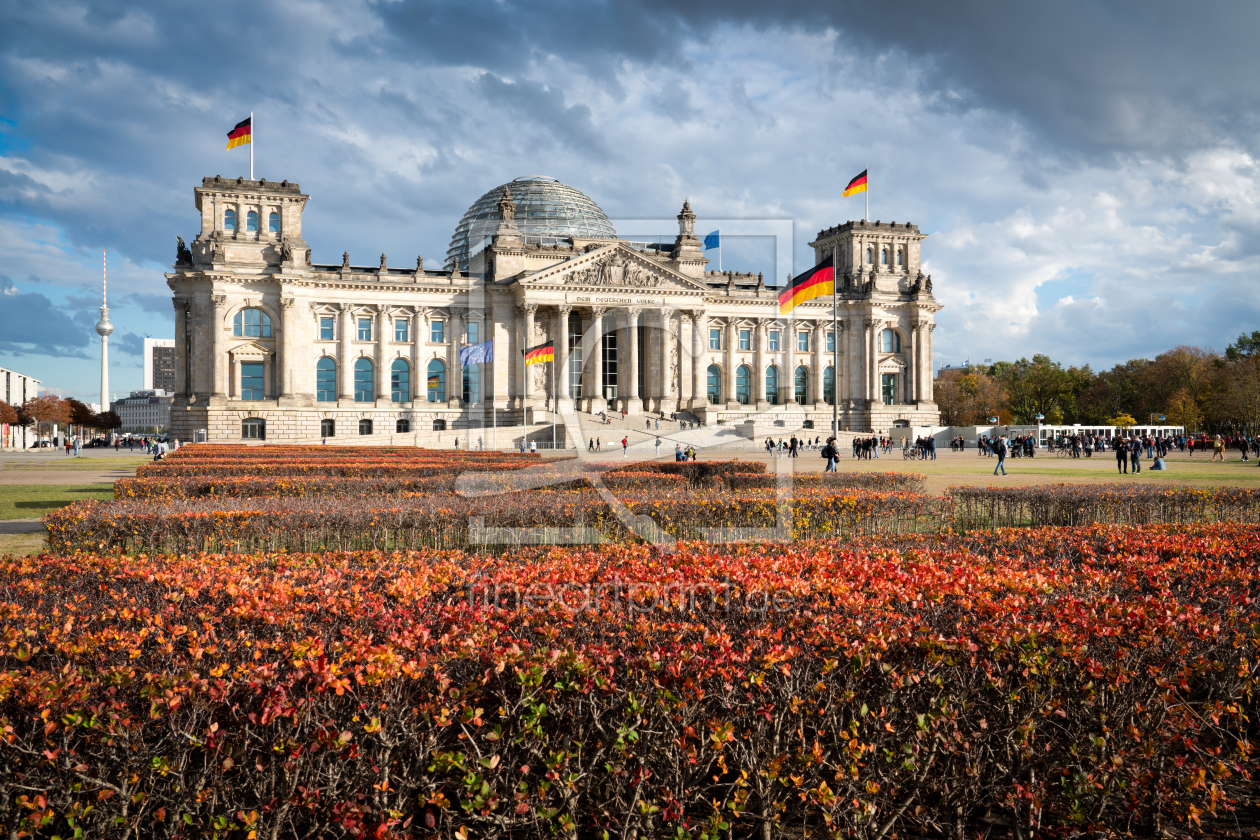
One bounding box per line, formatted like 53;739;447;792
830;243;837;433
250;111;254;180
552;358;557;450
718;227;722;273
864;170;868;222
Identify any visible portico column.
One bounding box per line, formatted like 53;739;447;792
725;320;738;408
907;322;919;404
337;303;353;402
625;307;642;414
813;321;825;407
660;308;677;414
278;297;295;400
689;311;706;411
520;304;536;421
447;310;462;408
784;320;798;406
583;307;605;413
556;305;571;407
868;319;879;408
925;324;936;403
754;319;768;409
211;294;227;399
375;306;388;406
412;307;425;406
173;299;188;399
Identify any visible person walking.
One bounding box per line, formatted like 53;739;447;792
588;439;594;452
1116;437;1128;474
789;434;798;458
1130;437;1141;474
655;436;661;458
822;437;838;472
992;435;1008;476
622;436;628;457
1212;435;1226;462
529;440;537;454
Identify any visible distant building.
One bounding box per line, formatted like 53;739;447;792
1;366;41;449
144;338;177;393
111;389;173;433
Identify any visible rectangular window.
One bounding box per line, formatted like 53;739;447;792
466;322;479;344
798;332;809;352
394;319;409;342
826;331;835;353
319;317;334;340
709;328;721;350
768;330;779;351
881;373;897;406
430;320;445;343
240;362;264;401
357;318;372;341
738;330;751;351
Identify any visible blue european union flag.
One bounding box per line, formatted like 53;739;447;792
459;340;494;367
703;230;719;250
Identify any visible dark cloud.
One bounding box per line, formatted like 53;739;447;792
474;74;608;158
113;331;145;357
123;292;172;315
0;276;92;357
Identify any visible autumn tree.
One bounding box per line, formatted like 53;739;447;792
990;355;1079;424
0;400;17;426
22;396;71;449
935;368;1008;425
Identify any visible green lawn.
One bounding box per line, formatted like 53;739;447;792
2;459;148;471
0;484;115;520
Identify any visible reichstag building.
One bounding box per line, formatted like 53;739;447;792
166;175;941;443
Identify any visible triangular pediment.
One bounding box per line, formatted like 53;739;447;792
515;243;709;293
229;341;272;360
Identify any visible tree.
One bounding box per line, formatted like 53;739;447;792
67;398;97;429
0;400;17;426
934;368;1008;426
23;396;71;448
1108;414;1137;429
994;355;1075;424
94;411;122;433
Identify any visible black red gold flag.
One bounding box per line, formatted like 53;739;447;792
226;117;252;150
777;255;835;315
523;341;555;366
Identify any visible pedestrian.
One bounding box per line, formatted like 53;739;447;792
822;437;838;472
789;434;798;458
530;440;537;454
1212;435;1225;462
1116;438;1128;474
454;438;460;450
596;437;601;452
993;435;1008;476
622;436;628;457
477;436;483;451
589;438;594;452
1130;437;1141;474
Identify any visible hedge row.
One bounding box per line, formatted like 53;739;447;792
720;470;926;493
950;483;1260;529
3;525;1257;838
114;472;684;500
44;489;939;554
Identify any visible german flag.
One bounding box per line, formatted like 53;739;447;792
778;255;834;315
427;374;441;388
842;169;867;197
523;341;554;366
226;117;252;150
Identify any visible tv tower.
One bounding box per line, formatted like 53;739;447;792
95;249;113;411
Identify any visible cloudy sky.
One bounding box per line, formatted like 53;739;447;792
3;0;1259;400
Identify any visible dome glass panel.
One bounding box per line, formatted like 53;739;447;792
446;177;617;269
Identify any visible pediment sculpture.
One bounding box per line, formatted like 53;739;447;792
564;252;662;289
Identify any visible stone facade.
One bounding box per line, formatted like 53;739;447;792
167;176;941;443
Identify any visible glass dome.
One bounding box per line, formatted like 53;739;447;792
446;176;618;269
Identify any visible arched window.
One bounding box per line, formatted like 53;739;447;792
706;364;721;404
880;328;901;353
233;308;272;338
359;419;373;435
881;247;888;265
246;210;259;232
354;358;374;402
224;209;237;231
390;359;411;403
427;359;446;402
736;365;751;405
765;365;779;405
865;246;873;264
320;418;335;437
823;366;835;406
316;358;336;402
463;363;480;404
241;418;265;440
268;212;280;233
896;247;904;266
396;418;411;433
795;365;809;404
